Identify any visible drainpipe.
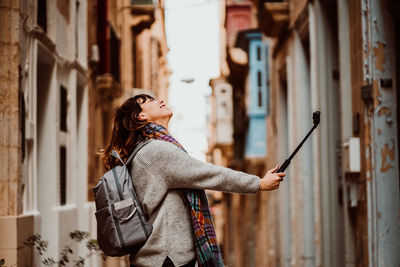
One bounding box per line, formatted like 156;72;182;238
337;0;356;266
308;3;323;266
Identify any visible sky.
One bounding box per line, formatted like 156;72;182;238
164;0;220;160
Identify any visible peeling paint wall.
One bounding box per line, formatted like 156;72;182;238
361;0;400;266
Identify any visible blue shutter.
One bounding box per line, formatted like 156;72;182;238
245;33;269;157
249;37;267;115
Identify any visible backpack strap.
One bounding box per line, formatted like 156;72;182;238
112;168;124;200
126;140;152;165
111;150;124;165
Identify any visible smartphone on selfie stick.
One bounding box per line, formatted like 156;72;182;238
275;111;321;173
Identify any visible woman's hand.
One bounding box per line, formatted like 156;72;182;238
259;165;286;191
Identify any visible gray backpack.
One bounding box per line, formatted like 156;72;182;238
93;141;152;257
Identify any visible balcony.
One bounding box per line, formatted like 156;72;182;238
260;1;289;37
96;73;121;103
209;78;234;148
130;0;156;32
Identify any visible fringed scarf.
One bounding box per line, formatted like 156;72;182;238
143;123;224;267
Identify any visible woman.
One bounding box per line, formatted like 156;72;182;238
101;94;285;267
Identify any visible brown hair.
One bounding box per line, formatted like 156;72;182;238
100;94;154;170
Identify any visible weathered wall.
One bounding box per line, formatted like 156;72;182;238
360;0;400;266
0;0;94;265
0;1;33;265
211;0;400;266
0;0;23;218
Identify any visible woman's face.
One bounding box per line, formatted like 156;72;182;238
138;98;173;123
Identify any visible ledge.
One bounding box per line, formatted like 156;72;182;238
31;26;57;54
131;13;155;33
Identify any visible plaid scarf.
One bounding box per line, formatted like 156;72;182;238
143;123;224;267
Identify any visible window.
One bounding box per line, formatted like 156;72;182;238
60;85;67;132
150;38;160;91
60;146;67;205
132;29;137;87
258;71;263;107
19;70;26;162
37;0;47;31
257;71;262;87
75;0;80;58
110;25;121;83
257;46;261;61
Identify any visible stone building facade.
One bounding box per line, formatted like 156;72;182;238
0;0;169;266
208;0;400;266
1;0;90;265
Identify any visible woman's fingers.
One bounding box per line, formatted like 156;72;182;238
267;164;279;174
273;173;285;184
260;169;286;191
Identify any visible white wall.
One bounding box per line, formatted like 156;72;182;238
310;1;344;266
21;0;91;263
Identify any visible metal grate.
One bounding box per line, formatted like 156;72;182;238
60;146;67;205
60;86;67;132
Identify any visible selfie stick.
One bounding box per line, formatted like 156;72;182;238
275;111;321;173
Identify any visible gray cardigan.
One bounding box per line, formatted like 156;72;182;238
129;140;260;267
